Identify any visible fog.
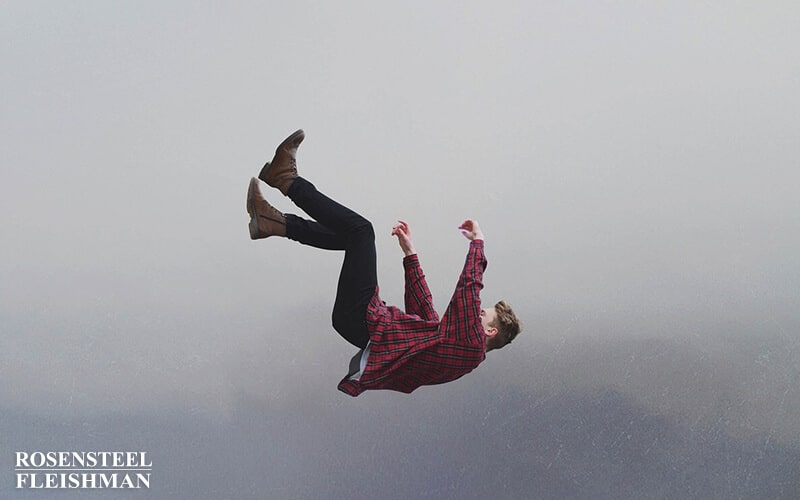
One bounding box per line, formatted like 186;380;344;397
1;1;798;498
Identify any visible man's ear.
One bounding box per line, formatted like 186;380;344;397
485;327;498;338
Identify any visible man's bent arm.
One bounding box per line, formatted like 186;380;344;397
403;254;439;321
439;239;487;345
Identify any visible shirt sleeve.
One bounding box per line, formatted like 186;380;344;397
439;240;487;345
403;254;440;322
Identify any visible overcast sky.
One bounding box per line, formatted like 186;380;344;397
2;2;799;498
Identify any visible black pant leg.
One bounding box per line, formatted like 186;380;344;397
285;214;346;250
287;177;370;236
330;223;376;349
283;177;376;349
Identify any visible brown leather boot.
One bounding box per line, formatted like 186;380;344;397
247;177;286;239
258;129;305;195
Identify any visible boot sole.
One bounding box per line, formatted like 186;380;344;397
247;178;262;239
257;161;272;183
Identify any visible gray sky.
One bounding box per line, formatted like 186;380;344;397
2;1;799;498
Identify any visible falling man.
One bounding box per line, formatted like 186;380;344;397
246;130;521;396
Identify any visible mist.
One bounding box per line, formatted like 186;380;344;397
2;1;798;498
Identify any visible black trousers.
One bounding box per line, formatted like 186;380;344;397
284;177;376;349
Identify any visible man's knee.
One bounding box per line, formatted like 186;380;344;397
361;220;375;238
350;220;374;242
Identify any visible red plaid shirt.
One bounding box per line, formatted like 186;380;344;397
338;240;487;396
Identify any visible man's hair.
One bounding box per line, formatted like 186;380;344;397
486;300;521;352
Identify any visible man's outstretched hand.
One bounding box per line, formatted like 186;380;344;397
459;219;484;241
392;220;417;257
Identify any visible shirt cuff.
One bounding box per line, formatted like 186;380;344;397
403;254;420;267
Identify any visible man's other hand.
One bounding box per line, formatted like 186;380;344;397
392;220;417;256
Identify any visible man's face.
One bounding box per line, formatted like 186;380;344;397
480;307;497;336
